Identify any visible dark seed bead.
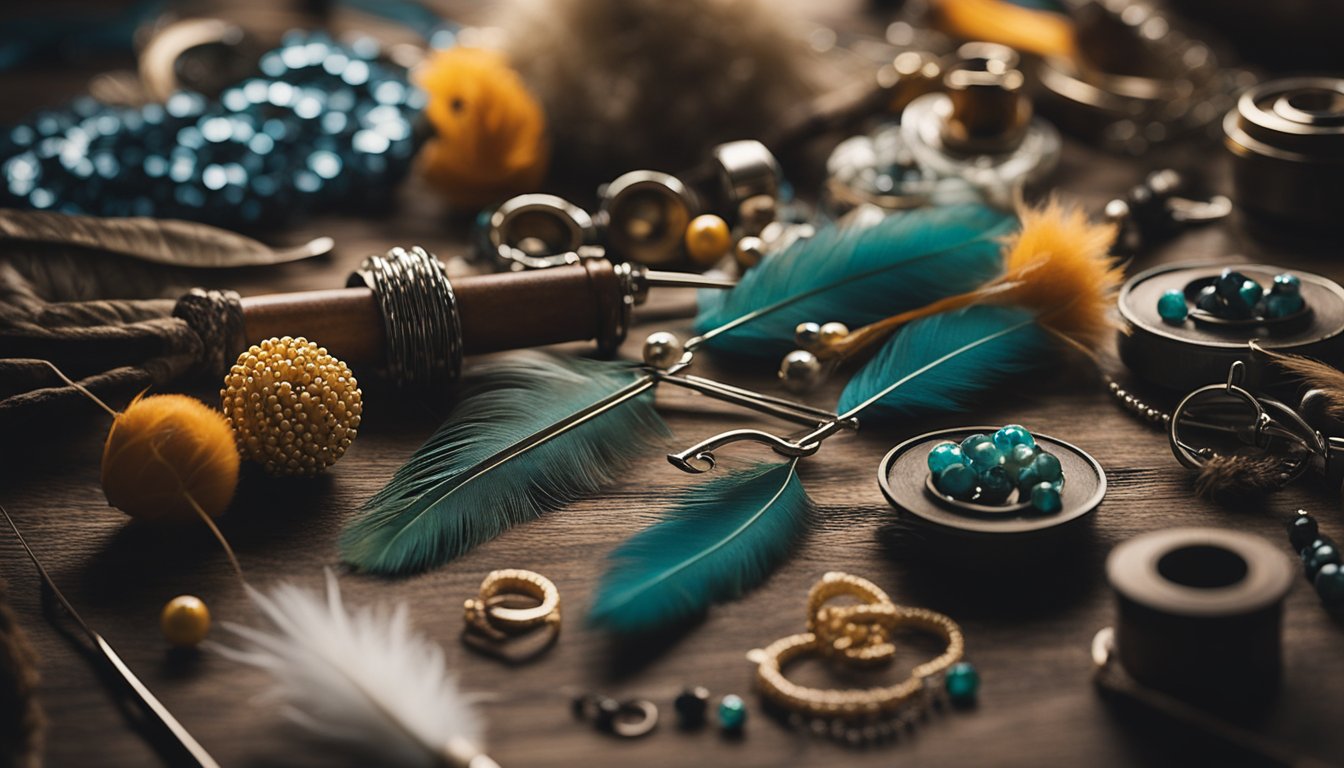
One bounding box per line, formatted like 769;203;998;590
1288;512;1319;551
594;697;622;732
1315;563;1344;604
674;686;710;728
1303;540;1341;581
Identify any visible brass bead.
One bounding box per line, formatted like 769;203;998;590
684;214;732;267
221;337;362;476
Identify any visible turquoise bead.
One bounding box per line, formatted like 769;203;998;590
1007;443;1037;470
992;425;1035;454
978;466;1014;504
1156;290;1187;323
960;433;992;454
1265;293;1304;318
1273;272;1300;295
718;694;747;731
1030;482;1062;513
927;442;964;474
1031;452;1062;483
964;440;1004;472
1315;563;1344;604
1017;465;1040;493
1238;279;1264;308
938;464;977;500
1195;285;1221;313
944;662;979;706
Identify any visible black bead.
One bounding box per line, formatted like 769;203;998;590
1302;539;1341;581
1288;513;1319;551
594;697;622;732
674;686;710;728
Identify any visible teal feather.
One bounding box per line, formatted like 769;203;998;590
340;352;669;575
836;305;1051;421
587;459;811;633
693;204;1014;358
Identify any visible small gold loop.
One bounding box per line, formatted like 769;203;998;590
806;571;898;665
462;569;561;662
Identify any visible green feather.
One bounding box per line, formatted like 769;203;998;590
588;459;811;633
340;352;669;575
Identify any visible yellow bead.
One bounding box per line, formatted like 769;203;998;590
818;322;850;347
160;595;211;648
684;214;732;267
221;337;363;476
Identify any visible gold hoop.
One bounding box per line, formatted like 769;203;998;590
748;572;964;721
462;569;561;661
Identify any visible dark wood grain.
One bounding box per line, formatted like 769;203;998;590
5;22;1344;768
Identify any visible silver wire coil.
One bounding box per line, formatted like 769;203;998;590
348;246;462;393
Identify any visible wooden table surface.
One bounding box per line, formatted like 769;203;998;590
5;12;1344;768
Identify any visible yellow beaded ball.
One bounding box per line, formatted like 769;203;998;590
220;336;363;476
160;595;210;648
684;214;732;267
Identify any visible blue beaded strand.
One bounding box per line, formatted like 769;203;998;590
1;31;424;229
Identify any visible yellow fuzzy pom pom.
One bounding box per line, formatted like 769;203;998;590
221;336;363;477
416;47;549;208
101;394;240;524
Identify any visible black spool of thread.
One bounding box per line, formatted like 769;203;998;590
1106;528;1295;717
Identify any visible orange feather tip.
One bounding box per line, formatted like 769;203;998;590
993;199;1124;349
101;394;240;524
415;47;550;208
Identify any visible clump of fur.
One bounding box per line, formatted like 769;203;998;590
1194;453;1293;505
491;0;838;181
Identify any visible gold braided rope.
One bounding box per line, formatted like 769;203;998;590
748;572;964;720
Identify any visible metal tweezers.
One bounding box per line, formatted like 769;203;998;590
1;503;220;768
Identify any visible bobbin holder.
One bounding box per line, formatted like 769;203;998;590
229;247;733;393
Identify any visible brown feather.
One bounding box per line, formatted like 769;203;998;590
0;577;43;768
1193;453;1293;504
1263;347;1344;420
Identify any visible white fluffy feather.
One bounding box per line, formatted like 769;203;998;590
213;569;495;768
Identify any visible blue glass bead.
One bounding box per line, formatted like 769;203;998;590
1238;279;1264;309
1006;443;1037;469
1264;293;1304;319
1288;513;1319;551
944;662;979;706
1273;273;1301;295
1302;539;1340;580
1017;464;1040;493
937;464;977;500
1215;269;1249;301
1157;290;1187;323
1031;452;1063;483
978;466;1014;504
927;442;965;474
992;425;1035;454
1030;482;1062;513
964;440;1003;472
718;694;747;731
1195;285;1221;313
1315;563;1344;604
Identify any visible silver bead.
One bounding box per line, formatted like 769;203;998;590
642;331;684;369
779;350;824;393
818;321;850;347
794;322;822;350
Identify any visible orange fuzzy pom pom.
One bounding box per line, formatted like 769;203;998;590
101;394;240;524
416;47;549;207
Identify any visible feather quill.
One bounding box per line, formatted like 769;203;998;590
837;306;1051;420
341;352;669;574
588;459;811;633
213;569;496;768
693;204;1015;357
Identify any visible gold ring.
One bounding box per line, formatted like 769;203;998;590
462;569;560;661
747;572;964;721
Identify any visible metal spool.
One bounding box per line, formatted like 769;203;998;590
1117;262;1344;392
599;171;699;267
1224;77;1344;230
878;427;1106;558
487;194;594;271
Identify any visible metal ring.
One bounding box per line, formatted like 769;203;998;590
488;194;593;271
464;569;561;634
348;246;463;393
610;700;659;739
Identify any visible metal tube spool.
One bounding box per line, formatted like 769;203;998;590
1223;77;1344;230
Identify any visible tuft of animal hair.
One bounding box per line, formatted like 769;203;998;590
1263;347;1344;420
490;0;843;181
0;577;43;768
1193;453;1293;505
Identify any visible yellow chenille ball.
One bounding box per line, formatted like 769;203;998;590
684;214;732;267
101;394;240;524
160;595;210;648
220;337;363;477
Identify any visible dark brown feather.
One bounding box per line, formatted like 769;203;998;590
1263;348;1344;420
1193;453;1293;504
0;577;43;768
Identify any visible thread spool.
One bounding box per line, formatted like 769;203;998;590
1105;527;1294;715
